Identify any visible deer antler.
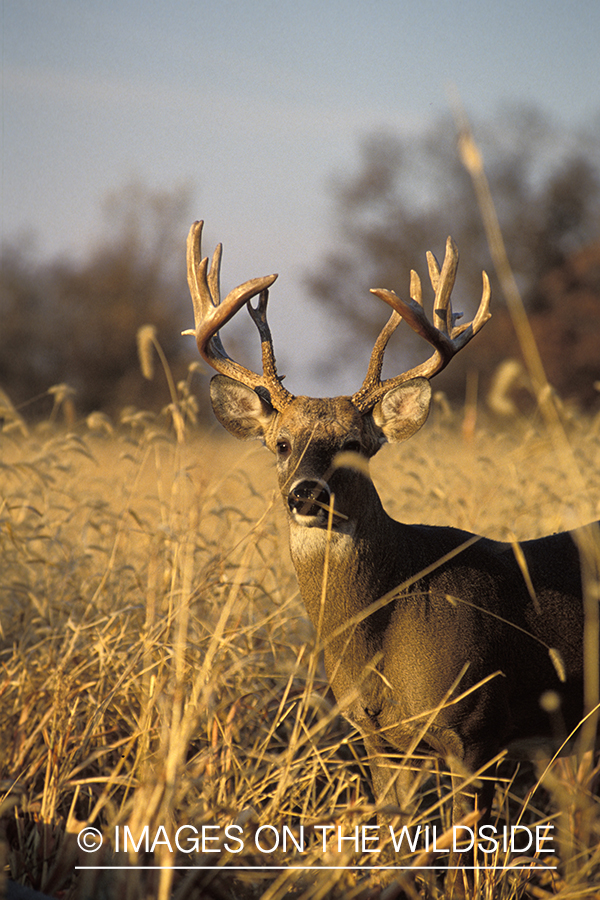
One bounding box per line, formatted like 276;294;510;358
184;221;293;409
185;224;489;413
351;237;491;411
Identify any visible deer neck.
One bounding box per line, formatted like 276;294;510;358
287;484;404;634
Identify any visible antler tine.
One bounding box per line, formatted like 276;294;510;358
207;240;222;309
184;221;293;408
246;289;287;394
352;237;491;412
428;236;459;334
355;310;402;401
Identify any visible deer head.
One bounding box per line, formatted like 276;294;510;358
184;221;491;536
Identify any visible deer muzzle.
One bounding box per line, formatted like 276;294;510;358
287;479;332;521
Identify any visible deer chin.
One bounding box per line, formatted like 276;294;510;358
288;511;356;544
288;509;357;536
288;509;329;528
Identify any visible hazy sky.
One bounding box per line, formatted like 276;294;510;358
3;0;600;394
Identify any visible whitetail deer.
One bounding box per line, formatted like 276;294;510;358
185;220;595;888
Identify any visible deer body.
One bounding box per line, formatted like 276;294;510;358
210;378;587;825
185;221;595;885
295;516;585;767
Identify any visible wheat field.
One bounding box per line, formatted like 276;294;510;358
1;394;599;900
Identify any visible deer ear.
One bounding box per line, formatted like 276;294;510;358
372;377;432;444
210;374;276;441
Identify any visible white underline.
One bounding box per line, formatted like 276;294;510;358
76;864;557;871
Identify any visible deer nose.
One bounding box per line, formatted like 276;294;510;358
288;479;331;518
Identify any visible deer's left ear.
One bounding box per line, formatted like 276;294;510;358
372;377;432;444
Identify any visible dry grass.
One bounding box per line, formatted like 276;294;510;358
1;399;599;899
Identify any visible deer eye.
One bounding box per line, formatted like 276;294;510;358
276;440;291;459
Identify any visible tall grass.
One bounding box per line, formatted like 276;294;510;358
1;395;599;898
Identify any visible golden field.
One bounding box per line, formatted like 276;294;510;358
0;399;599;900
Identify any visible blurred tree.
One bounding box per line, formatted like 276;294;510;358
307;106;600;409
0;181;202;419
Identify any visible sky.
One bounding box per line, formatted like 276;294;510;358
2;0;600;395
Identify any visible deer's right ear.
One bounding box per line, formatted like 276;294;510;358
210;374;277;441
372;377;432;444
